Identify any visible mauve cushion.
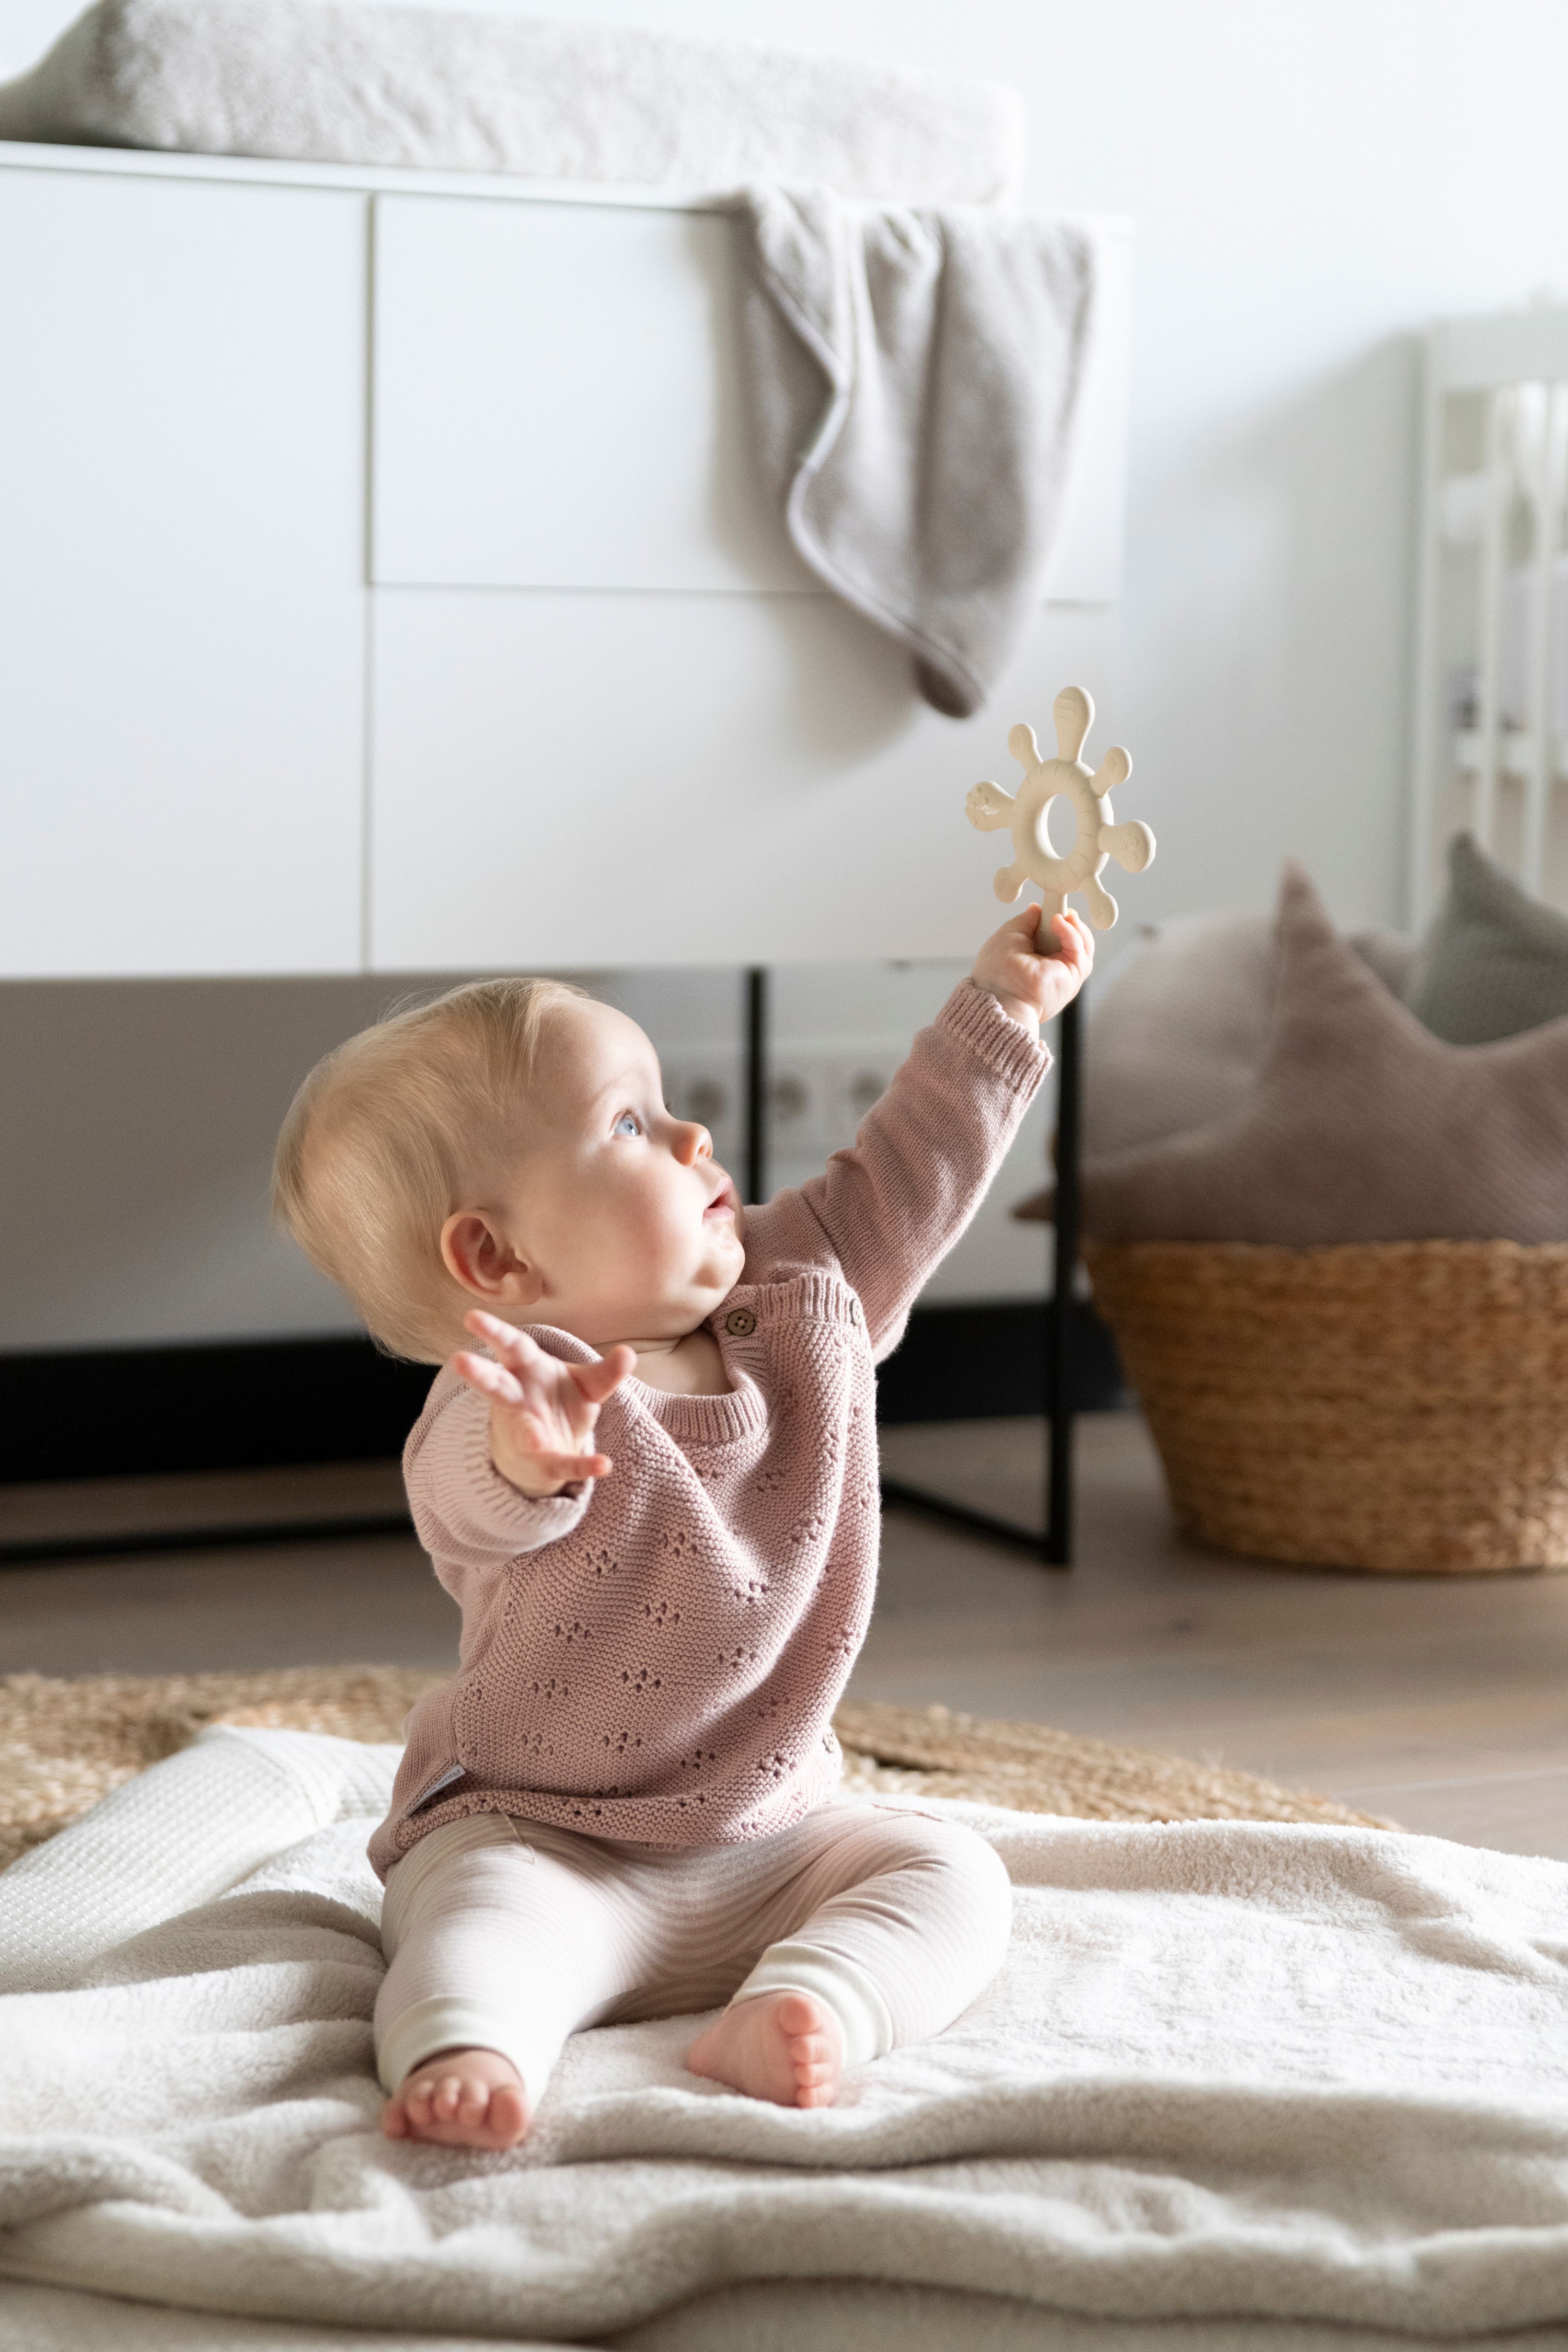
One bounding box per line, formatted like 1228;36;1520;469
1076;861;1568;1245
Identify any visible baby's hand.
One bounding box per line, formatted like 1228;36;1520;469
971;903;1094;1034
453;1310;635;1497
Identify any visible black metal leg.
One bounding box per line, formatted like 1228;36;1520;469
1045;992;1081;1565
744;967;769;1207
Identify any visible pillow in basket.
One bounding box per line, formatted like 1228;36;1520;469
1080;911;1415;1162
1078;861;1568;1245
1405;830;1568;1045
1013;907;1414;1219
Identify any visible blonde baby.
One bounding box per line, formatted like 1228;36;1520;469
273;904;1091;2149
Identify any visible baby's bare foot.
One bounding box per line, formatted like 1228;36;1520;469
381;2045;529;2149
686;1991;843;2109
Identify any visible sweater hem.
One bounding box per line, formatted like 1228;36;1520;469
378;1753;846;1869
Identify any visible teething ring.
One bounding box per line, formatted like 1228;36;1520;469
964;685;1155;947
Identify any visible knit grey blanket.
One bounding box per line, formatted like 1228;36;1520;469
3;1725;1568;2350
733;189;1094;719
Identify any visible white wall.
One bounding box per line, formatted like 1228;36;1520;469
5;0;1568;1351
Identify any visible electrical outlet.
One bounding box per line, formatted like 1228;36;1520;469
831;1055;895;1142
767;1062;820;1154
660;1041;904;1186
661;1055;742;1167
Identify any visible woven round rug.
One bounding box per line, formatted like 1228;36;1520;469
0;1667;1393;1871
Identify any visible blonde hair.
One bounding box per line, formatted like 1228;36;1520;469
272;976;589;1362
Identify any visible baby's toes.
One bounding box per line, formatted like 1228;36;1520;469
456;2079;491;2129
430;2072;465;2124
401;2077;435;2132
488;2082;529;2146
380;2094;410;2139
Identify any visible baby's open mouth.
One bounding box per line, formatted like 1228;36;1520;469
705;1176;740;1220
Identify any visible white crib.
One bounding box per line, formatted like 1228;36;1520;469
1410;303;1568;920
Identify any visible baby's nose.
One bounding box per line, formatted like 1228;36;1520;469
674;1121;712;1165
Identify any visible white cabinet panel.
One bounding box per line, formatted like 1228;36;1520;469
1040;221;1132;605
370;587;1120;970
0;167;366;977
372;195;812;594
373;197;1131;605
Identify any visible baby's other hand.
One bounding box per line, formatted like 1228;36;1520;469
971;903;1094;1035
452;1311;635;1497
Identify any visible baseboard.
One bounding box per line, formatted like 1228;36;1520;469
873;1299;1125;1425
0;1336;433;1486
0;1301;1125;1486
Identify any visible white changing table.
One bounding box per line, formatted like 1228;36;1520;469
0;137;1133;1564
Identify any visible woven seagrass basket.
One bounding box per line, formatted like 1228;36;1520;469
1084;1238;1568;1574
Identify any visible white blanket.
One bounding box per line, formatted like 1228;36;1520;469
0;0;1024;205
2;1725;1568;2351
735;188;1093;719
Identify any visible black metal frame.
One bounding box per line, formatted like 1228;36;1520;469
742;967;1079;1569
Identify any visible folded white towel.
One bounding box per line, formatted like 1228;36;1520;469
735;187;1093;716
0;0;1025;204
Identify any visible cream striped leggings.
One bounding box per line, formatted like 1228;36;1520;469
375;1800;1012;2108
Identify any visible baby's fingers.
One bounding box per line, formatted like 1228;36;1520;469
573;1344;637;1404
463;1308;549;1377
533;1448;614;1485
452;1350;525;1406
1050;910;1093;970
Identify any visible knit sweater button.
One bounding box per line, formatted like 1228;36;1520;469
725;1308;757;1337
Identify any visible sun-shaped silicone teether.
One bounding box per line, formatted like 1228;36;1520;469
964;685;1156;947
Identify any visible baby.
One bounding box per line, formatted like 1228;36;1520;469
273;903;1091;2151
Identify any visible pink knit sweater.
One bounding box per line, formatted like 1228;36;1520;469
368;982;1049;1878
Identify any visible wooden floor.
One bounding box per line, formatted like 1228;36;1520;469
3;1414;1566;1860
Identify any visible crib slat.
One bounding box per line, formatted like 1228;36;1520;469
1520;385;1560;895
1472;386;1506;859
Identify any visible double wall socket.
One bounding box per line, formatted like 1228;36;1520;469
660;1042;903;1181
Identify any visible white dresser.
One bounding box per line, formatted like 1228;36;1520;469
0;142;1132;978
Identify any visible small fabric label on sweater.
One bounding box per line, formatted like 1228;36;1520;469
407;1763;467;1815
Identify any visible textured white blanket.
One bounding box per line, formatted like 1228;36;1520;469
0;0;1024;204
2;1725;1567;2351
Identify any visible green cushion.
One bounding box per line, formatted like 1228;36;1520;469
1405;832;1568;1044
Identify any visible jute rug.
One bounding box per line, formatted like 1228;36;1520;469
0;1667;1393;1871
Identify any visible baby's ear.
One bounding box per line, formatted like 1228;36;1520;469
442;1207;532;1302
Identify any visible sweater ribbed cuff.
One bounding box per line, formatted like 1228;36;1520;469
937;978;1054;1095
456;1388;594;1548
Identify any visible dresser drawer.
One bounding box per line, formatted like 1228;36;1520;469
371;193;812;594
370;191;1131;604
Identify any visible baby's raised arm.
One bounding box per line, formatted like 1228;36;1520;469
743;905;1089;1356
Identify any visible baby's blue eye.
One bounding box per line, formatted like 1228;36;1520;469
613;1112;641;1138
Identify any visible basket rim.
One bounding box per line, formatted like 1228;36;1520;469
1082;1238;1568;1267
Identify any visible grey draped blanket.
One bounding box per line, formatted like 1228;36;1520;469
734;188;1094;718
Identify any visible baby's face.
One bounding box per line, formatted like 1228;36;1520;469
483;1000;744;1345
